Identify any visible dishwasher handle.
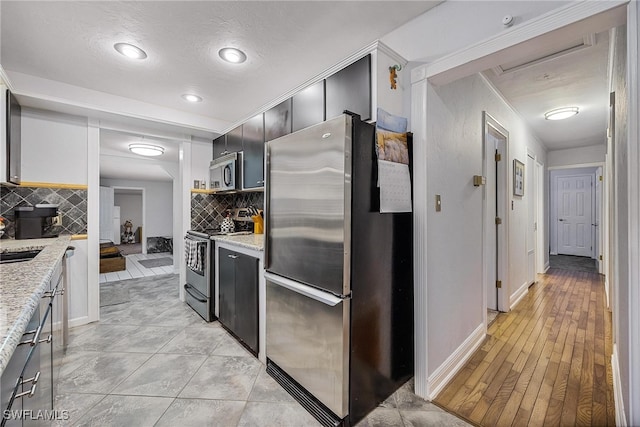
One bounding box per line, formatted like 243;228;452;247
264;272;345;306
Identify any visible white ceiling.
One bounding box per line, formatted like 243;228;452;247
1;1;439;128
1;1;441;181
484;30;610;150
0;1;615;179
100;129;177;181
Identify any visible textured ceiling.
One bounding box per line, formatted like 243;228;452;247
484;31;610;150
1;1;439;128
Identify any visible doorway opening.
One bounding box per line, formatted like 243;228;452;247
549;166;601;274
113;188;144;255
98;128;178;291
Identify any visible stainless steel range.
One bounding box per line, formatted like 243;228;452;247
184;230;214;321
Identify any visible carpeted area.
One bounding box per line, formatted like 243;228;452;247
549;254;598;273
138;257;173;268
116;242;142;255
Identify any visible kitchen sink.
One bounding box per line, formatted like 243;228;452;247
0;249;42;264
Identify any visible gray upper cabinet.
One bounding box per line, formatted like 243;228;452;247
213;125;243;160
242;113;265;189
292;80;325;132
325;54;371;121
226;125;243;154
1;88;21;184
213;135;227;159
264;98;292;143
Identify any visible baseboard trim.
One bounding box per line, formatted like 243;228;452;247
612;345;627;426
69;316;92;328
427;323;485;400
604;277;611;310
510;281;529;310
544;262;550;273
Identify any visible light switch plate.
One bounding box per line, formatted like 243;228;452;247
435;195;441;212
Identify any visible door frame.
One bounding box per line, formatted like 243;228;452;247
482;112;509;319
526;150;537;285
536;159;546;273
112;186;146;254
549;165;601;259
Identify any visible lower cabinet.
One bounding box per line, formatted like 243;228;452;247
218;248;259;355
1;260;62;427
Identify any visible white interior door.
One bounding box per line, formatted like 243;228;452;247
526;154;536;284
557;175;593;257
596;167;603;272
483;113;508;313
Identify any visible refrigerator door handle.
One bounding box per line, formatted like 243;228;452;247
264;272;343;306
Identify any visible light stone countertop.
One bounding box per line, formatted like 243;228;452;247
0;236;72;376
210;233;264;252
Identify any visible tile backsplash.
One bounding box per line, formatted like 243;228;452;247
0;186;88;238
191;191;264;232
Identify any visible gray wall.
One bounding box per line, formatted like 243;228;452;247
612;24;630;423
425;73;547;371
101;178;173;238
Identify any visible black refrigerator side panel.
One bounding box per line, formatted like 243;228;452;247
348;116;414;424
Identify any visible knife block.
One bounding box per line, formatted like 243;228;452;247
252;215;264;234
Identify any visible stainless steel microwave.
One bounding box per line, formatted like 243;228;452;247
210;152;242;192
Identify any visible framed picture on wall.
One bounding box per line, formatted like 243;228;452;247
513;159;524;197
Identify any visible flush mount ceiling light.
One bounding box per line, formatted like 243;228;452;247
544;107;579;121
114;42;147;60
218;47;247;64
182;94;203;103
129;143;164;157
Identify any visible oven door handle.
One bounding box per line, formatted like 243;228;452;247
184;284;207;303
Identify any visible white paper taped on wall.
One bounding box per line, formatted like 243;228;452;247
375;108;412;213
378;160;412;213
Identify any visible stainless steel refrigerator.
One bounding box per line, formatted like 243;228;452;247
265;113;414;427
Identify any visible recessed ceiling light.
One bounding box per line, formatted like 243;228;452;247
114;42;147;60
544;107;579;121
218;47;247;64
182;94;203;103
129;143;164;156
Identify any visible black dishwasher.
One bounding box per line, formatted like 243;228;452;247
218;247;259;355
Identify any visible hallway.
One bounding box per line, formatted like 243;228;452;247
433;267;614;426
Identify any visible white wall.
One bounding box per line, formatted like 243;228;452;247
101;178;173;238
21;108;88;184
382;1;571;63
20;108;91;325
422;72;547;381
547;144;606;168
191;139;212;188
68;239;88;322
114;192;143;234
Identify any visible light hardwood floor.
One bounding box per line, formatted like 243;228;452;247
433;267;614;427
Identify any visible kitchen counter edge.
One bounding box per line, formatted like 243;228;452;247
210;234;264;252
0;235;72;376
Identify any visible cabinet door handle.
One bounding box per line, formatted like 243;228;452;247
19;325;43;346
257;180;264;185
228;254;238;259
15;371;41;399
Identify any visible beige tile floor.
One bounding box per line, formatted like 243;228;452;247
57;274;470;426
